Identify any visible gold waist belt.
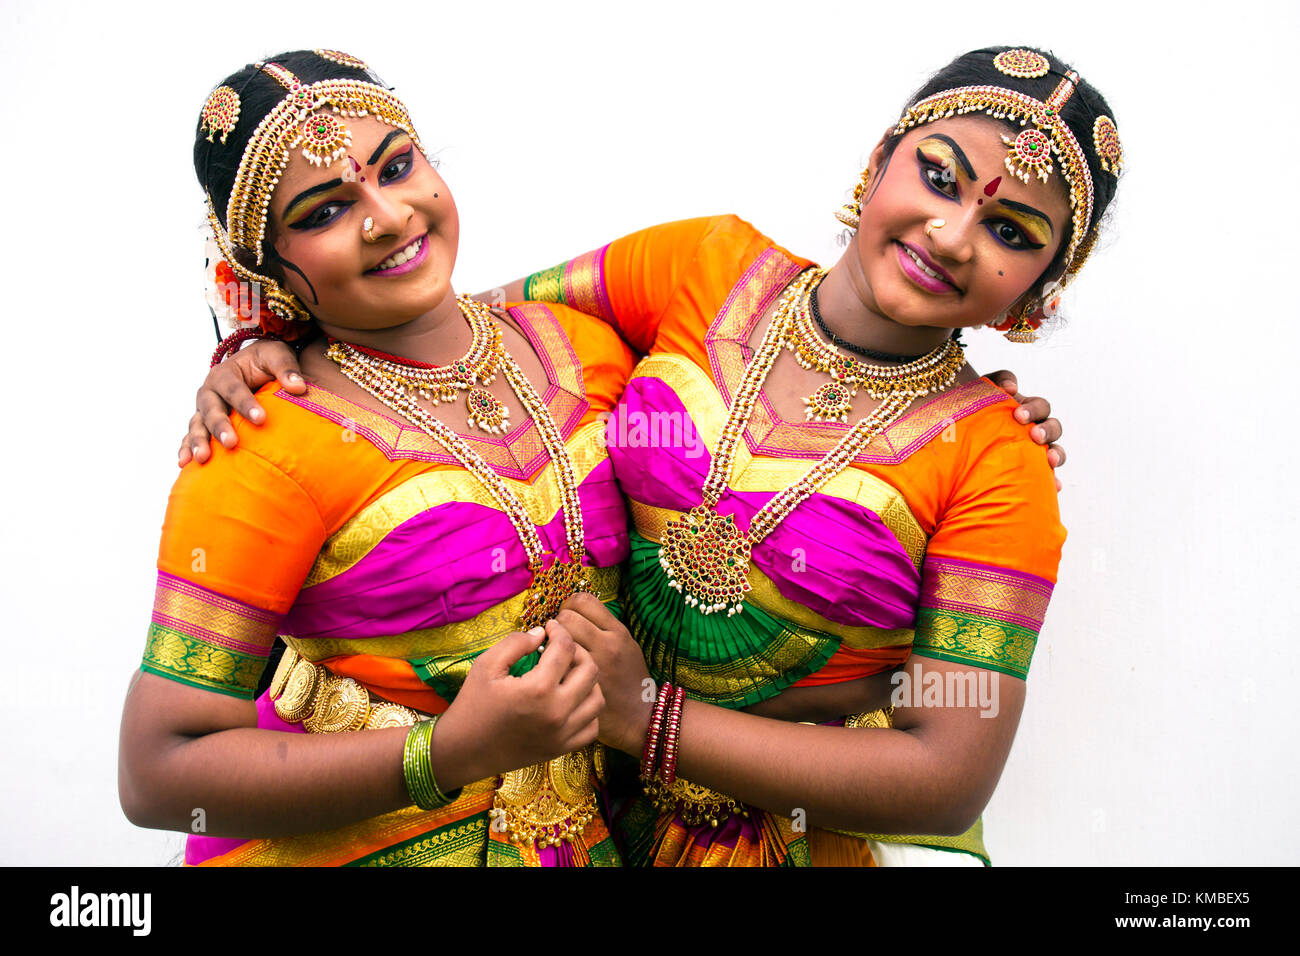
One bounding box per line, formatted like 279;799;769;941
645;707;894;827
267;646;602;847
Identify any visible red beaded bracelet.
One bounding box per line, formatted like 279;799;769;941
660;685;686;787
210;328;284;368
640;682;673;782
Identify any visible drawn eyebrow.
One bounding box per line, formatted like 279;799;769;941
996;198;1055;235
919;134;977;181
367;130;407;166
284;179;343;219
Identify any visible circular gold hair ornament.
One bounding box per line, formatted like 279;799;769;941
315;49;368;70
1093;116;1123;175
298;111;352;167
200;86;241;144
993;49;1051;79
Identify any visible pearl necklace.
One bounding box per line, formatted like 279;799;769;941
657;268;964;616
327;296;589;629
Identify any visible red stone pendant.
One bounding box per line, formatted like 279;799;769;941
658;505;752;616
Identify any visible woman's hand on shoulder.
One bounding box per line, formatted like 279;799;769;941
987;369;1066;491
178;340;306;467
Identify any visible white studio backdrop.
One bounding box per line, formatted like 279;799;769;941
0;0;1295;865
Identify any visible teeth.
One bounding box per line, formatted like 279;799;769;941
904;245;943;280
374;236;424;271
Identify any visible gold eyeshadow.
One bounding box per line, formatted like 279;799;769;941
994;208;1049;246
917;142;963;182
285;188;342;227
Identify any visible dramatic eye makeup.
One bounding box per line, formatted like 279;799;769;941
989;198;1053;249
914;134;1055;250
284;184;350;230
281;132;417;230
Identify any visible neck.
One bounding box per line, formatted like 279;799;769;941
816;244;956;359
316;289;471;364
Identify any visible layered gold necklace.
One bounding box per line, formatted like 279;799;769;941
327;295;589;629
658;268;964;616
327;298;511;434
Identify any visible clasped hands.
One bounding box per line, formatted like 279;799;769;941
543;593;654;757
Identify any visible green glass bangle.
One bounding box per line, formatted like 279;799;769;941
402;717;459;811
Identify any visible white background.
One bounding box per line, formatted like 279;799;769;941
1;0;1295;866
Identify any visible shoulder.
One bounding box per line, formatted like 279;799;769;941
921;380;1065;579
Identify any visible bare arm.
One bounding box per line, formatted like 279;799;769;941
656;658;1022;835
118;628;603;837
555;594;1023;836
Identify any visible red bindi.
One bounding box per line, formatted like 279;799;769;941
984;176;1002;198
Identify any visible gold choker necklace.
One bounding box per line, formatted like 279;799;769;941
786;272;965;422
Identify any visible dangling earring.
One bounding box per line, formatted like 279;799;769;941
986;302;1040;343
835;167;872;229
1002;306;1040;344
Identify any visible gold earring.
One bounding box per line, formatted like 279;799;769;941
834;168;872;229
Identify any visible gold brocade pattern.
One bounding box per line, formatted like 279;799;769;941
200;780;497;867
510;303;587;396
304;422;612;587
913;609;1036;679
285;564;621;661
151;582;280;651
141;625;267;697
923;560;1053;630
560;250;614;321
630;500;914;651
524;264;564;305
361;818;489;867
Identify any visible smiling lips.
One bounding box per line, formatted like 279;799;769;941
368;234;428;276
896;240;960;294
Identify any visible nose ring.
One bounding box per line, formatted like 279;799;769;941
924;218;946;238
363;216;377;242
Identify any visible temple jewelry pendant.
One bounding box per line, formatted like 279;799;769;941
658;505;752;616
465;388;510;435
803;381;854;423
519;560;590;630
1002;128;1054;185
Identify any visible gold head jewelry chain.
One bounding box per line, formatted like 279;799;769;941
658;268;964;616
327;296;589;629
